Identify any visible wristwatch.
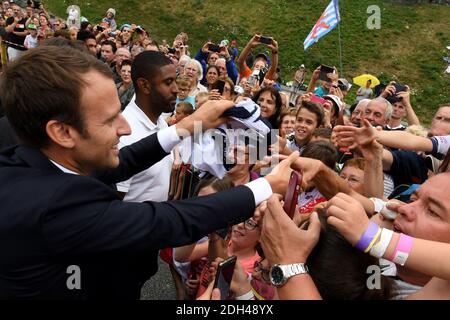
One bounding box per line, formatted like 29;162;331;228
270;263;309;287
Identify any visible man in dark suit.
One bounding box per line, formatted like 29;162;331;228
0;46;295;299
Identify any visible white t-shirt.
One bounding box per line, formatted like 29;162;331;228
116;100;174;202
356;87;373;101
24;34;38;49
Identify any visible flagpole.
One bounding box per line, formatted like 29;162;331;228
337;23;343;77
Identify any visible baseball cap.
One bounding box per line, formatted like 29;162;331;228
220;39;229;47
27;23;37;30
255;53;269;63
324;94;343;117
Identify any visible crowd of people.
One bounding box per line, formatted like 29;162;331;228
0;1;449;301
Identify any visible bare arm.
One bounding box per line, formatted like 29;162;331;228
361;141;385;198
236;35;258;73
292;157;375;214
174;241;209;263
265;39;279;80
306;66;321;94
400;90;420;126
376;130;433;153
261;196;322;300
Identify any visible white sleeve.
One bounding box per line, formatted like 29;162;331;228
157;125;182;153
245;178;273;206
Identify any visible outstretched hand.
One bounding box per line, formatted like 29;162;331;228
261;195;321;265
333;118;377;150
325;193;370;246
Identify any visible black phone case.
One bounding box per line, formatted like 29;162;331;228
319;65;335;82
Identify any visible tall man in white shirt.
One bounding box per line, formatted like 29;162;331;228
117;51;176;202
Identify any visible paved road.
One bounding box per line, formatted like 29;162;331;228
140;257;177;300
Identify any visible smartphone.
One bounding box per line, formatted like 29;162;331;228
97;25;104;32
208;43;221;53
135;26;143;34
215;80;226;95
168;47;177;54
259;36;273;45
283;171;302;219
393;83;407;94
319;64;336;82
310;95;327;105
213;255;237;299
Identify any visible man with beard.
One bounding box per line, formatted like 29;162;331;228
117;51;176;202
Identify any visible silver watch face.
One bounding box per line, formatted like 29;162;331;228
270;265;285;286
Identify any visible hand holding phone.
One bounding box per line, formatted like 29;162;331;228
208;43;221;53
318;64;336;82
259;36;273;45
213;255;237;299
214;80;226;95
310;95;327;105
283;171;302;219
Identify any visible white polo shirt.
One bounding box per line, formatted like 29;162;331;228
117;100;174;202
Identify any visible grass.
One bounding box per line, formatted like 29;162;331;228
43;0;450;125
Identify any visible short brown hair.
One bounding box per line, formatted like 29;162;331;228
176;102;194;115
278;108;297;126
176;76;191;88
0;46;112;148
298;100;325;128
302;141;337;169
342;157;365;171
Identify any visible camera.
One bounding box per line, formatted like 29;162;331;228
248;67;268;88
168;47;177;54
208;43;221;53
135;26;143;34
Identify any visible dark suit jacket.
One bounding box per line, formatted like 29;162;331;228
0;133;256;299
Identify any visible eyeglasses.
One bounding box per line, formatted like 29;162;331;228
254;261;270;282
244;218;259;231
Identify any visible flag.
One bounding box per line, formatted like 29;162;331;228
303;0;341;50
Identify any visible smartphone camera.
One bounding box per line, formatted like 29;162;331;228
213;255;237;299
259;36;273;45
208;43;221;53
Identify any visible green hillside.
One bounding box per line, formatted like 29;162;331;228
44;0;449;124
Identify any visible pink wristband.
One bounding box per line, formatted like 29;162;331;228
390;233;413;266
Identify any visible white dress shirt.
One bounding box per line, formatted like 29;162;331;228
117;100;174;202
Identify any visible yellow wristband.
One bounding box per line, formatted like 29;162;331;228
365;228;382;253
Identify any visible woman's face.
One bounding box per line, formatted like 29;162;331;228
39;16;48;26
69;29;78;40
184;63;199;82
257;91;277;119
339;165;365;194
120;65;132;84
121;27;131;43
222;82;232;100
206;68;219;85
279;115;296;137
230;218;261;250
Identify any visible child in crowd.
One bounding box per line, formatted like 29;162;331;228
176;76;196;108
102;8;117;31
24;23;38;49
168;102;194;126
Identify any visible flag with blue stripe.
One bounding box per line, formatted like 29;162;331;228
304;0;341;50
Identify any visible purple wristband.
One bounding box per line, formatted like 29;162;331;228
355;222;380;251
